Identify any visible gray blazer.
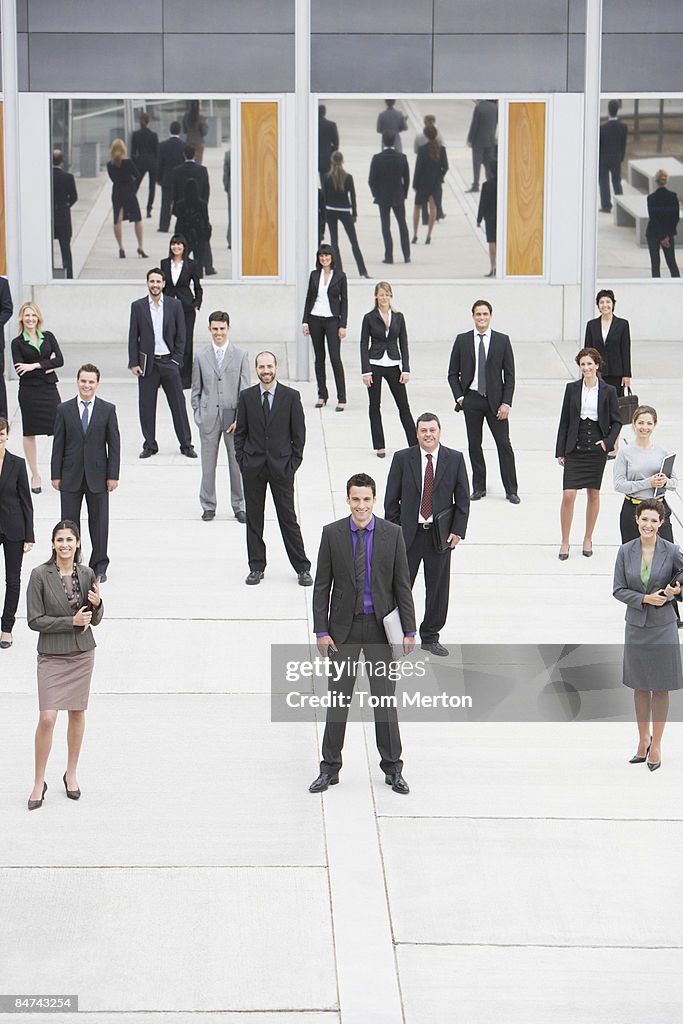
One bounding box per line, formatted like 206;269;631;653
191;342;250;435
613;536;683;628
27;562;103;654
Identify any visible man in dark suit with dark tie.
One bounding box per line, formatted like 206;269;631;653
51;364;120;582
448;299;520;503
309;472;416;794
368;131;411;264
385;413;470;657
599;100;628;213
0;276;13;419
157;121;185;232
234;352;312;587
128;268;197;459
52;149;77;279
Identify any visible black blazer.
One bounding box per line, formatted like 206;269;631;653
646;187;680;241
555;378;621;457
11;331;64;386
599;118;627;165
368;149;410;206
360;308;410;375
172;161;210;206
157;136;185;188
52;167;78;236
448;330;515;414
127;296;186;374
234;383;306;480
0;451;34;543
160;258;203;313
584;315;632;378
313;515;416;645
302;268;348;327
318;116;339;174
0;277;13;383
131;126;159;166
51;397;121;493
385;444;470;549
322;173;357;217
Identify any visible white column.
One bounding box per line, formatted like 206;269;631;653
1;0;22;315
580;0;603;326
294;0;311;381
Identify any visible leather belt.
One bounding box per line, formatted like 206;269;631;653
624;494;664;504
420;523;433;530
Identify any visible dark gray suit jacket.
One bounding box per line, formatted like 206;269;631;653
128;295;186;374
51;396;121;492
448;329;515;414
613;536;683;628
385;444;470;549
27;561;103;654
313;515;416;645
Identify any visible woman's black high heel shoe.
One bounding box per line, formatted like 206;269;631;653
629;738;652;764
137;248;148;258
119;248;126;259
63;772;81;800
28;781;47;811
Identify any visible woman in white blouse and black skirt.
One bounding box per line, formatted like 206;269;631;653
555;348;621;559
302;244;348;411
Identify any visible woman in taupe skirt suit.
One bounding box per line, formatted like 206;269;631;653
26;520;102;810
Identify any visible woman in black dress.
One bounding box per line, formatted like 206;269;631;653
0;417;34;649
555;347;621;559
360;281;416;457
107;138;147;260
161;234;203;389
411;125;448;245
11;302;63;494
583;289;631;397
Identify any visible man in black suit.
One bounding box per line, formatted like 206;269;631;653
309;472;416;794
368;131;411;264
51;364;120;582
172;145;215;274
0;276;13;419
52;150;77;279
448;299;519;503
385;413;470;657
599;100;628;213
646;169;680;278
466;99;498;193
157;121;185;232
234;351;312;587
318;104;339;187
131;111;159;219
128;268;197;460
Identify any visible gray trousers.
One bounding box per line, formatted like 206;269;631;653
199;426;244;514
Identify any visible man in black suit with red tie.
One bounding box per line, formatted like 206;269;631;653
385;413;470;657
368;131;411;264
51;364;120;582
234;352;312;587
448;299;519;503
0;276;13;419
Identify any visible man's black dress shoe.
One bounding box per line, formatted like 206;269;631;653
235;511;247;524
180;445;198;458
246;570;265;585
470;490;486;500
382;259;393;264
139;448;156;459
0;638;13;649
28;781;47;811
298;571;313;587
385;772;410;794
201;510;215;521
309;772;339;793
506;493;521;504
421;641;449;657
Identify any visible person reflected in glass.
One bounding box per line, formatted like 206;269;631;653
161;234;203;390
583;289;631;398
0;417;34;650
174;178;212;279
477;159;497;278
646;169;680;278
411;125;448;247
183;101;208;165
302;244;348;411
130;111;159;220
322;152;369;278
107;139;147;260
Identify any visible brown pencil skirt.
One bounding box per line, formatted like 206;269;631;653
37;650;95;710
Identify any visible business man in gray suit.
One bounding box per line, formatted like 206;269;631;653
310;472;416;795
191;311;250;522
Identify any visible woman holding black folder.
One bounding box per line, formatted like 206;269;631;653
613;405;677;543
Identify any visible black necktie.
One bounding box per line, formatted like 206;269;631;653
262;390;270;419
477;334;487;395
354;528;366;614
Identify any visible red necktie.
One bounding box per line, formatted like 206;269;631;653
420;453;433;519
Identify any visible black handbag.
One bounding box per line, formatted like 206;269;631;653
617;386;639;426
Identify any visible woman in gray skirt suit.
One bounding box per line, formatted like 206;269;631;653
613;499;683;771
26;520;102;809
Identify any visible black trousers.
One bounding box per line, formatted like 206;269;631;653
321;613;403;776
0;346;7;419
309;315;346;403
407;527;452;644
138;357;192;453
159;185;173;232
242;467;310;573
463;390;518;495
378;203;410;262
472;145;494;187
136;157;157;215
326;210;368;276
61;486;110;575
181;307;196;390
54;229;73;278
367;365;416;451
620;498;674;544
647;233;680;278
598;161;623;211
603;374;625;398
0;534;24;633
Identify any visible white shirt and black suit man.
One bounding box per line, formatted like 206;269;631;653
128;268;197;460
385;413;470;657
191;310;250;523
310;473;416;795
51;364;120;582
234;352;312;587
448;299;519;503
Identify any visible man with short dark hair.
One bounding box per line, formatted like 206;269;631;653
51;364;120;582
171;146;214;274
599;99;628;213
385;413;470;657
157;121;185;232
52;149;77;278
128;268;197;459
310;472;416;794
368;131;411;264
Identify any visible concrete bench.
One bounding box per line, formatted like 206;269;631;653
614;194;649;246
628;156;683;197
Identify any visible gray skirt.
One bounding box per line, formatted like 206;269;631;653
37;649;95;710
622;621;683;691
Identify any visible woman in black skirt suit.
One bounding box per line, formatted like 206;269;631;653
555;347;621;559
107;138;147;260
411;125;448;245
302;244;348;410
360;281;416;457
161;234;203;389
583;289;631;397
0;417;34;649
11;302;63;494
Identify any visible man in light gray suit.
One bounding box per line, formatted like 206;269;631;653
191;311;250;522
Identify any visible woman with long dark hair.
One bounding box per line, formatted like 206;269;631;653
322;151;369;278
411;125;448;245
302;244;348;410
107;138;147;259
161;234;203;389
